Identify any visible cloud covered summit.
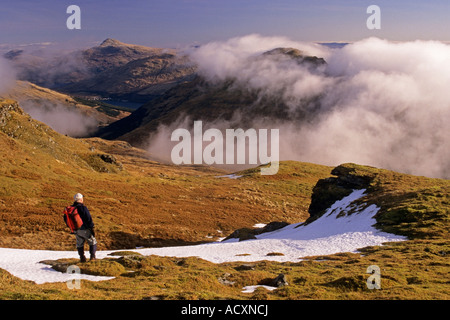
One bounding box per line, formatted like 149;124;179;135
185;35;450;179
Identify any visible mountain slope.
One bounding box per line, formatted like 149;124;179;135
1;80;130;132
0;99;449;300
0;98;332;250
307;163;450;239
65;38;196;101
7;38;196;102
0;155;448;300
96;48;326;146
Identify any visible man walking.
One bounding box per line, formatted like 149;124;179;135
70;193;97;262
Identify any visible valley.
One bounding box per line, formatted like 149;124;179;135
0;36;449;301
0;98;448;300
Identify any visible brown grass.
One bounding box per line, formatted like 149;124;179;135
0;99;332;251
0;99;448;300
0;239;448;300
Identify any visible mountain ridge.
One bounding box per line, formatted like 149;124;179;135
0;98;332;250
95;47;327;146
1;80;131;132
6;38;197;103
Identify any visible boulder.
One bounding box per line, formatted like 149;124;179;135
269;273;289;287
234;264;255;271
218;273;235;286
223;221;289;242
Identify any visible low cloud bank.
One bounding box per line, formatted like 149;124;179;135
1;51;96;137
0;56;16;94
20;101;98;137
150;35;449;179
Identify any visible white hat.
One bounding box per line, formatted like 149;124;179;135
74;193;84;201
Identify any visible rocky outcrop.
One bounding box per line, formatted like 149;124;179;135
0;100;23;126
263;47;326;67
222;221;289;242
258;273;289;288
306;163;376;223
0;100;31;139
269;274;289;287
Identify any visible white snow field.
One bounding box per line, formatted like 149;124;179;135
0;189;406;284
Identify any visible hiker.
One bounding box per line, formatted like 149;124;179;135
64;193;97;262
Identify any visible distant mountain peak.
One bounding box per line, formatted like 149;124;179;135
100;38;125;47
263;47;305;58
3;49;24;60
263;47;326;66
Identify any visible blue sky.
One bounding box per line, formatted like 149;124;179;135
1;0;449;48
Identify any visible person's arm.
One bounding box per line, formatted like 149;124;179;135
79;205;95;229
84;206;95;229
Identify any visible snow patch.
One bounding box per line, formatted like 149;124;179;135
242;285;278;293
216;174;243;179
0;248;115;285
253;223;267;228
0;189;406;284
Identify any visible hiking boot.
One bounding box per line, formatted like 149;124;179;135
77;247;87;263
89;244;97;261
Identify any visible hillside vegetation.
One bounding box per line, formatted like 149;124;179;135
0;99;331;250
4;81;131;122
308;163;449;240
0;99;448;300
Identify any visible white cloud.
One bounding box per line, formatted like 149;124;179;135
0;57;16;94
180;35;450;178
20;101;98;138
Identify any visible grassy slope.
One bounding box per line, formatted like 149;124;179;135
306;163;449;240
0;99;331;251
1;239;448;300
2;81;131;126
0;99;448;300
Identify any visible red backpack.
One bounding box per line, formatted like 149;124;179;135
63;206;83;233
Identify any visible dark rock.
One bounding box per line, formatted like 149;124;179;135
238;233;257;241
234;264;255;271
269;274;289;287
218;273;235;286
100;154;117;164
307;164;377;222
260;221;289;233
39;259;75;273
407;276;422;285
223;221;289;242
307;178;353;221
223;228;257;242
